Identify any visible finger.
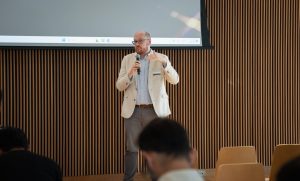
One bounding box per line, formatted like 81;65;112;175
133;65;140;69
132;63;140;69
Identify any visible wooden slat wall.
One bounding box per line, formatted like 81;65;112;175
0;0;299;176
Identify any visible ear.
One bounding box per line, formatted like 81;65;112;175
189;148;198;168
142;151;155;169
146;38;151;46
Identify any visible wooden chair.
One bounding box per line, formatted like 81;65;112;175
269;144;300;181
215;163;265;181
216;146;258;169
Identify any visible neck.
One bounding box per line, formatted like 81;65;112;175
159;158;192;177
141;48;151;58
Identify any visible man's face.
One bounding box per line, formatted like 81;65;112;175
133;32;151;55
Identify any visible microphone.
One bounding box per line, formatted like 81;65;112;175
136;54;141;75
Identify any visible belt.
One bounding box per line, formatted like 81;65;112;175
135;104;153;108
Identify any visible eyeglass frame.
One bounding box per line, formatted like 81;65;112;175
132;38;149;45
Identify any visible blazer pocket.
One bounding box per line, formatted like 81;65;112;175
152;72;161;76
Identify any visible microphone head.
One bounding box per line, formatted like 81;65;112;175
135;54;140;60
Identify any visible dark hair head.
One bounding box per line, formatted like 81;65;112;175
277;155;300;181
0;127;29;152
138;118;190;158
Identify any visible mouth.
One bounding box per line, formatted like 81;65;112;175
136;47;142;51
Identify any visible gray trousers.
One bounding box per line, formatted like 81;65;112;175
123;107;158;181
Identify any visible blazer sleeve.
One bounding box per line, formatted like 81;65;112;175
162;55;179;85
116;56;134;91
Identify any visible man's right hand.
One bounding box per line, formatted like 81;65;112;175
128;61;141;78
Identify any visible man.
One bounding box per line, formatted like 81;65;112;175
116;31;179;181
138;118;204;181
0;127;62;181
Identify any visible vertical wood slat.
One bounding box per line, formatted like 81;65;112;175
0;49;2;123
0;0;299;176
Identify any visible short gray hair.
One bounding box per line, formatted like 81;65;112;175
144;32;151;39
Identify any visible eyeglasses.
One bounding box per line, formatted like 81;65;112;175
132;39;149;45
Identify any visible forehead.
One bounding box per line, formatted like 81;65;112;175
134;32;145;40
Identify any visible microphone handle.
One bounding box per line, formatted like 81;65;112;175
137;65;140;75
136;56;140;75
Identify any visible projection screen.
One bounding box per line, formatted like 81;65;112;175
0;0;208;47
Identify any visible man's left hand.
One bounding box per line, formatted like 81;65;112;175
147;52;167;66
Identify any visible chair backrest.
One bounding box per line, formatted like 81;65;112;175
269;144;300;181
215;163;265;181
216;146;257;169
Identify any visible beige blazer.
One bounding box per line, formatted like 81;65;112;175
116;51;179;118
